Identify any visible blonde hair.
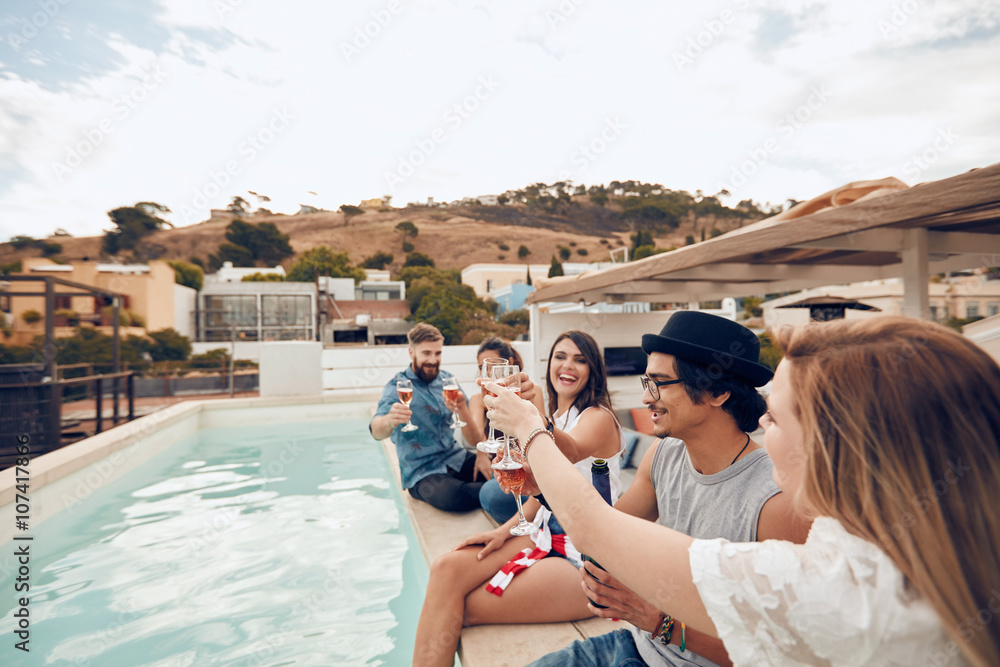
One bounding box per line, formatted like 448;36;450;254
777;317;1000;666
407;322;444;346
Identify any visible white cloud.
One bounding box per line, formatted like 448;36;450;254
0;0;998;240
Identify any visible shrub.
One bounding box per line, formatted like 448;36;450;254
22;309;42;324
576;248;588;256
498;243;510;251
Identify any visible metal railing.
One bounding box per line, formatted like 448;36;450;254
0;371;135;469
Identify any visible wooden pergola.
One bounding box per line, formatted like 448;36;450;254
526;162;1000;320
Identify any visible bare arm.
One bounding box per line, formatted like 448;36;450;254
756;491;813;543
611;440;660;522
370;402;411;441
550;407;621;463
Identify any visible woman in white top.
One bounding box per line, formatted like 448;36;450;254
413;330;625;667
487;317;1000;667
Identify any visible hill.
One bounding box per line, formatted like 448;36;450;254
0;185;773;272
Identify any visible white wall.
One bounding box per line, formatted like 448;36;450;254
173;284;197;339
320;341;533;398
260;341;323;397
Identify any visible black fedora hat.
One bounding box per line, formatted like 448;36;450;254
641;311;773;386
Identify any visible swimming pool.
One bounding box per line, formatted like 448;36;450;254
0;400;428;666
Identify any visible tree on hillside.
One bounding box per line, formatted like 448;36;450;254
518;245;530;260
395;221;419;250
102;202;172;257
167;260;204;291
10;235;35;250
361;251;394;270
228;196;250;214
339;204;364;225
548;256;564;278
286;246;366;283
402;251;434;268
209;219;293;268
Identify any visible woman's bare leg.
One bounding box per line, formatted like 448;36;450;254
413;536;533;667
464;557;593;625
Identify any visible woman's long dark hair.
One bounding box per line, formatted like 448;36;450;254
544;330;613;423
477;337;524;369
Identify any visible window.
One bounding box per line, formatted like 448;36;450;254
262;295;311;327
967;302;980;318
604;347;648;377
929;305;939;321
988;302;999;317
486;280;494;292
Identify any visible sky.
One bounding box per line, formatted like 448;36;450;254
0;0;998;241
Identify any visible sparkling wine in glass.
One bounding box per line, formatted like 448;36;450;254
396;379;418;432
492;365;520;461
443;381;466;429
477;357;508;453
492;443;536;536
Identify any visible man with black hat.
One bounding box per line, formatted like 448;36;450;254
528;311;811;667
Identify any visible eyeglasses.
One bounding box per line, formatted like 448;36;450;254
640;375;683;400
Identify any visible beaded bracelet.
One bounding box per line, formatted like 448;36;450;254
522;428;551;459
680;622;686;652
652;613;675;646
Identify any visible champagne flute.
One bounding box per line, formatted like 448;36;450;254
442;381;466;429
477;357;508;453
396;379;418;432
492;365;520;461
491;436;537;535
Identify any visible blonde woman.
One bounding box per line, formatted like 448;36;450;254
488;317;999;667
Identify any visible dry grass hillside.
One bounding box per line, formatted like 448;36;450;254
1;196;764;272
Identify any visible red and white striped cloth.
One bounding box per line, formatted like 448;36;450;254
485;534;570;596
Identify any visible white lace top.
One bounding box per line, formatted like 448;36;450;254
689;516;969;666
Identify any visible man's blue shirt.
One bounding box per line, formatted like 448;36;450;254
374;366;468;489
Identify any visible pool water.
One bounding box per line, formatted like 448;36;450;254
0;416;428;666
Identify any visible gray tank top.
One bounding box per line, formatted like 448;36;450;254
632;437;781;666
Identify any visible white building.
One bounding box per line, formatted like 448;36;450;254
205;261;286;284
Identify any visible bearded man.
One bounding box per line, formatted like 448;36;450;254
370;323;490;512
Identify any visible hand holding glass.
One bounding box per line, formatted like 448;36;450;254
477;358;508;453
396;379;418;432
442;381;466;429
489;384;536;536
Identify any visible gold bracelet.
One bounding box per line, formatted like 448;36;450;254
522;428;552;459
